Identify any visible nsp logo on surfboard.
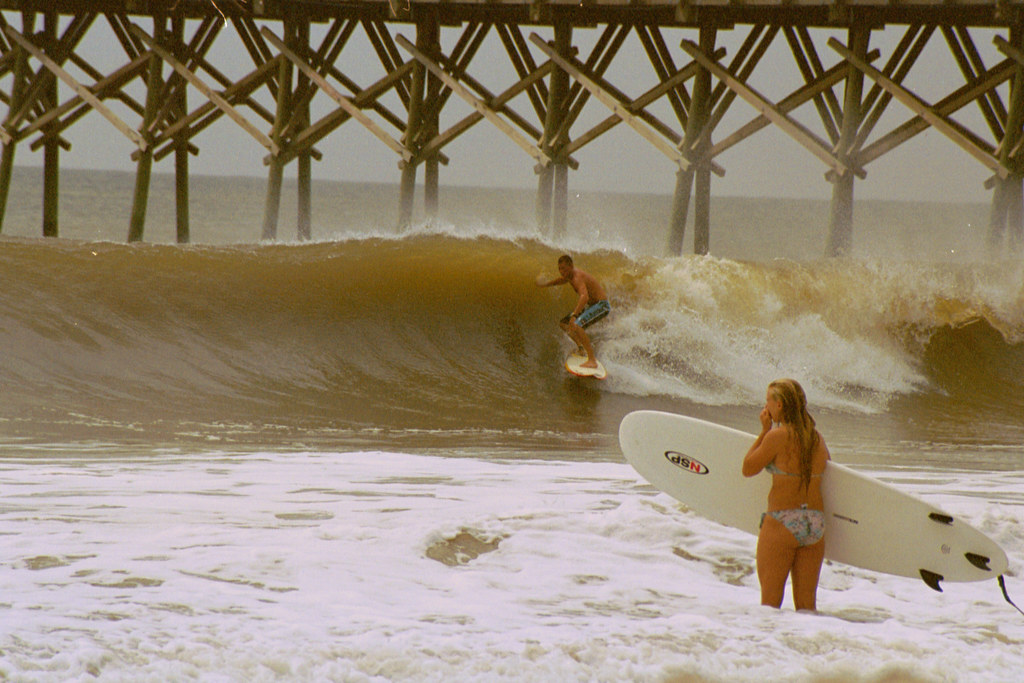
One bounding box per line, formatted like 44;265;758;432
664;451;709;475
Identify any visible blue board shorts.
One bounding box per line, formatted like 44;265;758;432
562;300;610;328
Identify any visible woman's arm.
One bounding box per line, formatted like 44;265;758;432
742;408;779;477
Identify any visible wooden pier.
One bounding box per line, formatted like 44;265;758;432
2;0;1024;254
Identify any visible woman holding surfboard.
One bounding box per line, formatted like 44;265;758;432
743;379;831;611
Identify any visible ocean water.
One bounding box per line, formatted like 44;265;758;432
1;167;1023;681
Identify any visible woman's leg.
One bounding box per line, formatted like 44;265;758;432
756;515;797;608
790;538;826;611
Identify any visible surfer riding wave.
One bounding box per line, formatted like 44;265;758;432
536;254;610;369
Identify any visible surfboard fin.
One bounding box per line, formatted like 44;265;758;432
965;552;992;571
928;512;954;525
920;569;944;592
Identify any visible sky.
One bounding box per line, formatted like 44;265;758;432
5;10;1012;204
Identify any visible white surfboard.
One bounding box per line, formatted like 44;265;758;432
619;410;1008;590
565;350;607;379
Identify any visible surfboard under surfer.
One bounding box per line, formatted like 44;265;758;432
536;255;610;369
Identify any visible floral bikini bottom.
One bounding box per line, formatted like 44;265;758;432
761;504;825;547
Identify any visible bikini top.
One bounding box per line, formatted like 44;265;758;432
765;461;823;477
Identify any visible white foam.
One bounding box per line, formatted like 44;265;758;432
1;450;1021;681
591;255;1024;412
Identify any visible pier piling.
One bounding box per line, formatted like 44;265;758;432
827;25;869;258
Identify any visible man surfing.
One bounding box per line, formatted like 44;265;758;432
536;254;610;369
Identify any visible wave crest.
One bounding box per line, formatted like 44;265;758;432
1;235;1021;428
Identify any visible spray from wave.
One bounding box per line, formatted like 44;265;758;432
605;255;1024;410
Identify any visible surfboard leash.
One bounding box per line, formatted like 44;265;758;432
998;575;1024;617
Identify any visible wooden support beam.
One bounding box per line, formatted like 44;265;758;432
295;14;312;241
989;30;1024;247
152;55;280;160
552;24;628;150
3;24;146;150
530;31;699;172
946;26;1005;140
0;11;31;233
567;51;718;156
261;11;293;241
422;17;441;218
261;25;412;164
172;13;190;244
304;22;412;138
106;12;143;60
801;27;845;130
160;22;276;123
7;12;94;133
680;38;848;179
41;11;58;237
0;51;18;78
636;24;689;129
129;22;278;156
231;15;274;74
410;25;544;151
420;60;554;161
858;58;1013;166
65;46;148;115
512;24;550;109
536;16;569;234
399;32;550;168
852;25;931;154
150;15;221;139
440;22;491;117
829;36;1008;179
275;61;415;166
541;16;571;236
398;13;433;230
128;13;166;243
993;35;1024;77
563;24;618;118
669;24;716;256
443;58;547;144
784;26;840;145
18;52;149;144
364;19;410;108
549;35;724;175
279;17;335;141
705;25;776;148
709;55;865;160
189;46;277;125
827;24;870;257
497;23;547;120
693;26;717;256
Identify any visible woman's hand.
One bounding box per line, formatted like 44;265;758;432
744;406;780;477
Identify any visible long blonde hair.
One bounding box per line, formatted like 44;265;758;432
768;378;818;490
